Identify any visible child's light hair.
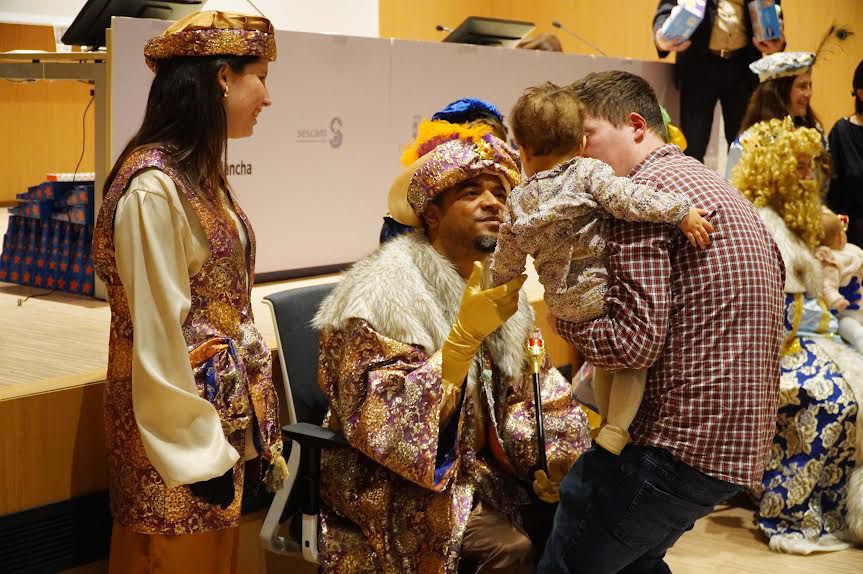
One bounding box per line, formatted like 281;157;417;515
510;82;585;156
731;117;827;250
821;207;845;249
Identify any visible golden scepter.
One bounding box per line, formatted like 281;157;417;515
527;336;547;473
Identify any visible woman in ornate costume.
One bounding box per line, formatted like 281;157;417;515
726;51;824;179
731;116;863;554
92;11;286;573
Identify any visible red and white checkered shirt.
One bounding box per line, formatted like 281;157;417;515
558;145;785;486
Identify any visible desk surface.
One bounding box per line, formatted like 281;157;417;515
0;51;106;63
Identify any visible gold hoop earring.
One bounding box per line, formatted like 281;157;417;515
223;86;229;98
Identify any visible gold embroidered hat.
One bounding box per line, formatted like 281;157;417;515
144;11;277;72
388;121;521;227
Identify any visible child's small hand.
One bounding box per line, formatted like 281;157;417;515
679;207;715;249
833;297;850;312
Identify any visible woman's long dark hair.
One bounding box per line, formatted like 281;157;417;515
104;55;259;200
853;59;863;116
740;74;822;133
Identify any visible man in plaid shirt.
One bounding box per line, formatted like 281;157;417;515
538;71;785;574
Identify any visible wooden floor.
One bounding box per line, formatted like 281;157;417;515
65;504;863;573
667;504;863;573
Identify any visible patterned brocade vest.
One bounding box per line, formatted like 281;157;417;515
92;148;283;535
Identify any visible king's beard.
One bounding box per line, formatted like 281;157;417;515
474;235;497;253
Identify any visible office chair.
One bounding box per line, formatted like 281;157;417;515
259;283;348;564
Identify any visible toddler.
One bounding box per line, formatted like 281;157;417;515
816;207;863;352
489;82;714;455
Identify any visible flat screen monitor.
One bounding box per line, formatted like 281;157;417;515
61;0;204;48
442;16;535;48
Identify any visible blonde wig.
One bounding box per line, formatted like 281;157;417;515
731;117;828;249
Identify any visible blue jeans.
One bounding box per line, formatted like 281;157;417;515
538;445;740;574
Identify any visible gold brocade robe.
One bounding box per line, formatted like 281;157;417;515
92;148;284;535
312;232;592;573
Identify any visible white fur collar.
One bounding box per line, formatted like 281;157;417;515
758;207;822;297
313;231;535;380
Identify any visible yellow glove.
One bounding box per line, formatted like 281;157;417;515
441;261;527;388
532;457;572;504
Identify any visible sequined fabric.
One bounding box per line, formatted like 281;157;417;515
408;135;521;217
487;339;592;480
144;11;277;72
317;319;590;573
92;148;283;535
490;156;691;324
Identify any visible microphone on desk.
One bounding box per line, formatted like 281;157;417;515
435;24;452;33
551;20;608;56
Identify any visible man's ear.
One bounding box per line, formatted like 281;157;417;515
423;204;442;233
628;112;648;143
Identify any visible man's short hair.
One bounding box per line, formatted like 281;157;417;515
567;71;668;140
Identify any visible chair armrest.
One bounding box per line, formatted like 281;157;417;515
281;423;349;520
282;422;349;449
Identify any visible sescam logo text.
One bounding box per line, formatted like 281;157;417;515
297;117;343;148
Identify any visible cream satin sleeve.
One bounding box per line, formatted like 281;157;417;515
114;169;240;488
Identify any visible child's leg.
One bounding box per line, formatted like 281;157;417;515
595;368;647;455
839;317;863;354
592;367;613;419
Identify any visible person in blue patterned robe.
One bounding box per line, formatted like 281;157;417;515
734;119;863;553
